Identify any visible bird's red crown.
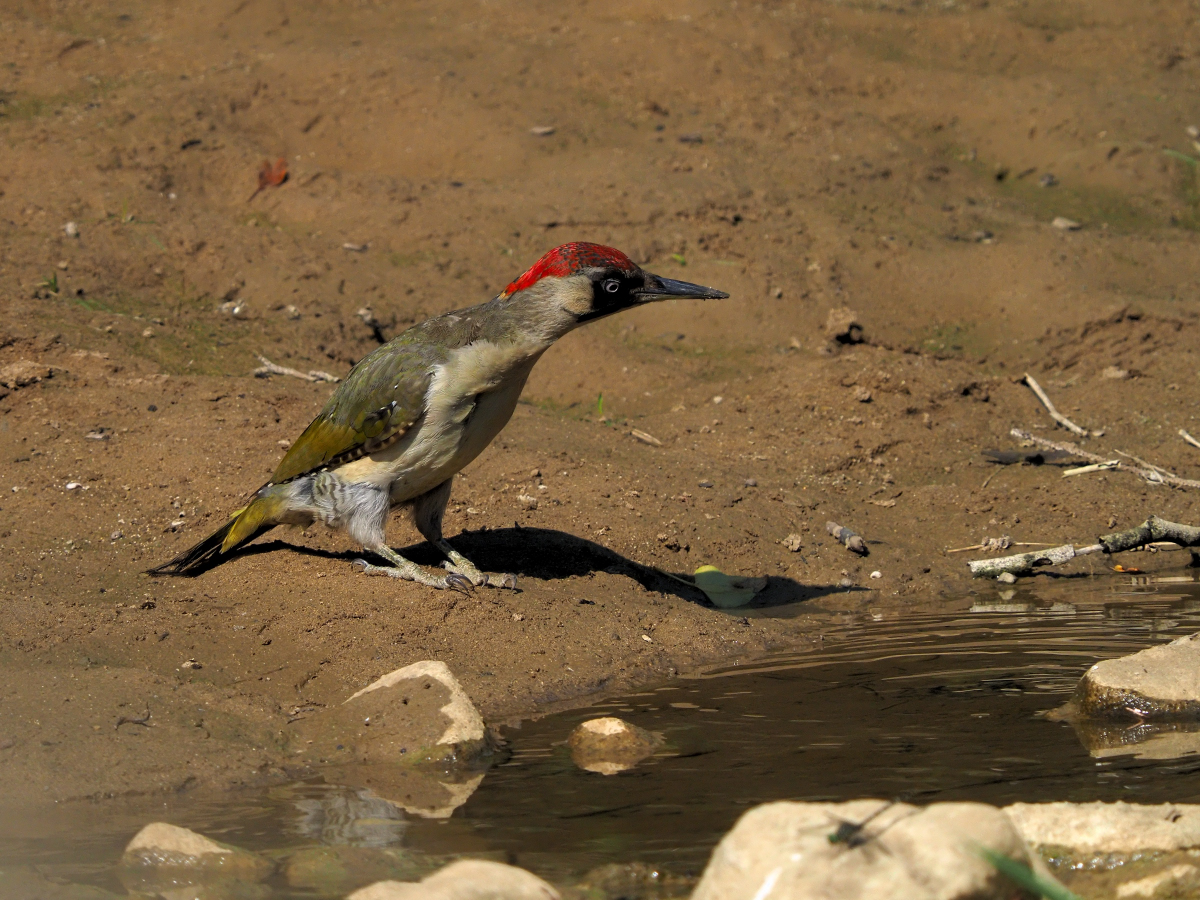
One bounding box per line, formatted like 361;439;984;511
499;242;637;298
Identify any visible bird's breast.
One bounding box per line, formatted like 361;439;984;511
335;340;545;501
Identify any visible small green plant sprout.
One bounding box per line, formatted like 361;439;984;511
596;393;604;418
1164;148;1199;166
670;253;687;265
975;846;1085;900
38;272;60;294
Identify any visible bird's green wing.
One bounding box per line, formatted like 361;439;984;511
269;330;450;485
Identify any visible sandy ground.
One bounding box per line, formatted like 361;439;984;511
1;0;1199;806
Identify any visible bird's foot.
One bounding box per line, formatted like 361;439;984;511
353;558;474;594
443;560;518;589
437;545;517;589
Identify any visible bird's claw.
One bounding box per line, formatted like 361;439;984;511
445;572;475;595
443;561;517;590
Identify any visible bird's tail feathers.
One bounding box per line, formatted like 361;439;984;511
147;488;287;577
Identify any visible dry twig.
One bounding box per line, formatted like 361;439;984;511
967;515;1200;578
1011;429;1200;490
1062;461;1119;477
1021;374;1097;437
253;354;340;383
1182;429;1200;451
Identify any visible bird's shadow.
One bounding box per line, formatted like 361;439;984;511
235;526;849;612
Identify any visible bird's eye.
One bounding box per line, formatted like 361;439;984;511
603;279;620;294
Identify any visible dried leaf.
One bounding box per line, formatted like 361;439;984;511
259;157;288;189
1113;564;1142;574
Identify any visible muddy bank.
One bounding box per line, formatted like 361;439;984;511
2;0;1199;805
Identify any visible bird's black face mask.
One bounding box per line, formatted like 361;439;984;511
578;268;729;323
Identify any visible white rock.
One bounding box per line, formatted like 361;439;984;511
1005;802;1200;853
1074;632;1200;719
120;822;273;889
347;660;484;746
1052;216;1082;230
64;221;80;238
692;800;1047;900
348;860;560;900
568;717;660;775
126;823;231;859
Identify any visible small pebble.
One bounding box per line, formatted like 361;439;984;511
1187;125;1200;139
678;133;703;144
110;530;123;541
342;242;369;252
530;126;556;136
743;478;757;487
641;634;653;643
64;221;79;238
870;570;882;579
517;493;539;510
1038;173;1059;187
854;386;872;403
56;260;69;270
782;533;804;552
1052;216;1082;231
142;328;154;337
712;396;724;405
65;482;83;490
996;572;1018;584
698;480;714;488
512;613;524;622
181;659;202;670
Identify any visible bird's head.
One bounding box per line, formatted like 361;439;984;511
498;242;728;335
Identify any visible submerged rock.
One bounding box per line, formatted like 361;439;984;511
691;800;1048;900
1114;863;1200;898
348;859;560;900
283;845;427;894
568;717;661;775
571;861;693;898
118;822;274;896
1072;632;1200;719
0;866;119;900
1005;802;1200;853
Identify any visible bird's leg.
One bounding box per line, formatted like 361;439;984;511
411;479;517;589
354;544;474;594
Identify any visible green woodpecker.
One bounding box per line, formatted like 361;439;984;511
150;243;729;591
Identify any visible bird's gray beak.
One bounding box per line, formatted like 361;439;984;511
637;273;730;302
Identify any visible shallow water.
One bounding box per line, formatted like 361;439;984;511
6;577;1200;896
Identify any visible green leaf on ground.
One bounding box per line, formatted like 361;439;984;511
691;565;767;608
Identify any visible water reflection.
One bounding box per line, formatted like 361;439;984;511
5;578;1200;897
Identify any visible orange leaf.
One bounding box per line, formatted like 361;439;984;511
1113;564;1142;574
257;157;288;190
